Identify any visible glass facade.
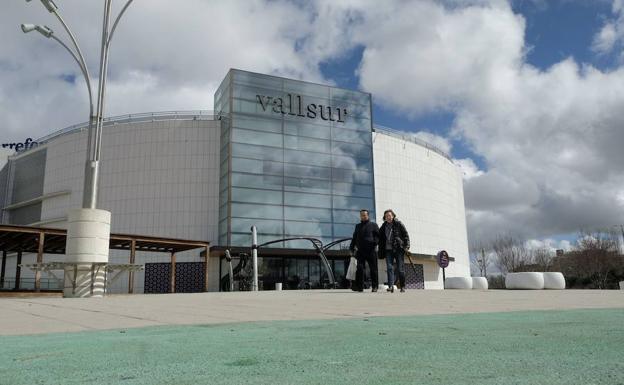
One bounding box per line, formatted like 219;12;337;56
216;69;375;248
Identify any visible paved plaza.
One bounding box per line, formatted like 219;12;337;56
1;289;622;335
0;290;622;385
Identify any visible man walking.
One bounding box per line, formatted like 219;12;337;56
349;209;380;292
379;209;410;293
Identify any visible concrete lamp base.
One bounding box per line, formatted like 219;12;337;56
63;208;111;298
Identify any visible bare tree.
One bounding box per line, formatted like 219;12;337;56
573;228;620;289
473;248;490;277
532;247;554;271
492;234;532;275
469;241;490;277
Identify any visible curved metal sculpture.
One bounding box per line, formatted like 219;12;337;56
322;238;352;252
257;237;337;288
220;252;251;292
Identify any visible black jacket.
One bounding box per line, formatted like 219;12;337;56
379;219;410;258
349;220;379;253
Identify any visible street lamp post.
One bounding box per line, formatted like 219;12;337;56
22;0;134;297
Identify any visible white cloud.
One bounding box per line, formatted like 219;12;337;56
525;238;572;252
454;158;484;180
411;131;453;155
0;0;336;141
592;0;624;58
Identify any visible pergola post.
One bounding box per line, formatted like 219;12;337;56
170;252;176;294
15;251;22;290
34;232;45;292
204;245;209;292
0;250;6;289
128;239;136;294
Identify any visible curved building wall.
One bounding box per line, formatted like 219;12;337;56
373;131;470;289
2;115;221;293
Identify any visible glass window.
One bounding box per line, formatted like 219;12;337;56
231;187;282;205
284;221;332;237
333;223;354;238
232;157;283;176
232;128;283;148
332;182;373;198
333;209;362;224
284;121;330;140
231;143;283;162
219;219;228;236
231;203;283;220
332;169;372;184
284;177;331;194
333;196;374;211
219;202;227;220
284;149;331;167
283;80;330;99
332;142;371;159
331;127;371;145
231;218;283;234
284;206;332;222
230;232;252;246
284;135;330;153
330;88;371;108
233;115;282;134
284;191;331;208
231;173;283;191
284;164;330;180
220;159;228;177
332;154;372;170
232;70;282;89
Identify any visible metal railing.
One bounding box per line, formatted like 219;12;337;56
373;124;452;161
12;110;215;158
0;277;62;291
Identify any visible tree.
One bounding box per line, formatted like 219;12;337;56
492;234;532;275
469;240;490;277
532;247;553;272
572;228;621;289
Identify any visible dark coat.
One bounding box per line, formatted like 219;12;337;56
349;220;380;254
379;219;410;258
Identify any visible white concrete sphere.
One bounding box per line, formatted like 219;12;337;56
505;272;545;290
472;277;489;290
445;277;473;289
543;272;566;290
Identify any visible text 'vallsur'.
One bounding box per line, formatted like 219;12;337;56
256;94;348;123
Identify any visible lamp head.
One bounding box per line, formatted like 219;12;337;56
21;23;37;33
35;25;53;38
40;0;58;13
25;0;58;13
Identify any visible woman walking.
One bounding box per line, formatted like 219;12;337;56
379;209;410;293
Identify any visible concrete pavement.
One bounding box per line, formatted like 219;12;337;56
1;289;622;335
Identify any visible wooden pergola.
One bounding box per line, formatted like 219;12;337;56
0;224;210;293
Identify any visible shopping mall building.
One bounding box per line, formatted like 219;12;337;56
0;69;469;293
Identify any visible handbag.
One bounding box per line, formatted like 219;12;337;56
346;256;357;281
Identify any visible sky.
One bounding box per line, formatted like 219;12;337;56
1;0;624;253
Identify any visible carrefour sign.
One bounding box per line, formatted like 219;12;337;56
256;93;348;123
2;138;39;152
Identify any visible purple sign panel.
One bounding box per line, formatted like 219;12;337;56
437;250;450;269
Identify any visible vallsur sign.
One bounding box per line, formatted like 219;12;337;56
256;93;348;123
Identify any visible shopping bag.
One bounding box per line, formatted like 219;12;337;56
346;256;357;281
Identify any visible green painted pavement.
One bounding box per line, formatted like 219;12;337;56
1;309;623;385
